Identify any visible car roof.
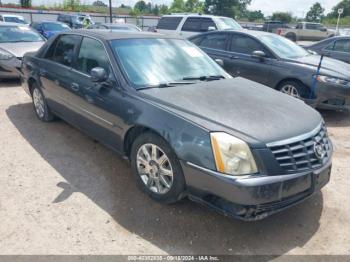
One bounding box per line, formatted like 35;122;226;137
101;23;137;27
33;21;66;24
189;29;274;39
64;29;181;40
1;14;24;18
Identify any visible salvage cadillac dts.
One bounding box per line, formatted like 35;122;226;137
21;31;332;220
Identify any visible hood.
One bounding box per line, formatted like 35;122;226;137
289;54;350;79
140;78;322;145
0;41;44;57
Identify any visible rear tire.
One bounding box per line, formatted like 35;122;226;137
130;132;186;204
278;80;309;99
31;83;55;122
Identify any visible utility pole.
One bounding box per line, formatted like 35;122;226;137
109;0;113;23
336;8;343;36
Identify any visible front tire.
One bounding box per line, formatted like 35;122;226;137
31;83;55;122
130;132;186;204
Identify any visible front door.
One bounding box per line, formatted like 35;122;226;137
69;36;125;152
225;33;272;85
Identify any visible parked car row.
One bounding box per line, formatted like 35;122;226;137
20;30;333;221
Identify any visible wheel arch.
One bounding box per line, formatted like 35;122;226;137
275;78;310;91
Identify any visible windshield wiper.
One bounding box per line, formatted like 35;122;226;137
137;81;196;91
182;75;226;81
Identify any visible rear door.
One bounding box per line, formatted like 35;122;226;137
69;36;125;151
38;34;82;117
225;33;272;85
194;32;230;66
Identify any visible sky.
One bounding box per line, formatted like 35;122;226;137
0;0;340;18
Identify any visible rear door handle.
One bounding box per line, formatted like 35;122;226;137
71;82;80;91
230;55;239;59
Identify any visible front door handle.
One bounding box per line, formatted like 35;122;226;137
71;82;80;91
230;55;239;59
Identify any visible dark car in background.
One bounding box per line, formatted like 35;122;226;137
189;30;350;110
0;23;45;79
31;21;71;39
307;36;350;64
87;23;141;31
262;21;289;33
21;30;332;220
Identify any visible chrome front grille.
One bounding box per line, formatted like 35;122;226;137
268;124;331;173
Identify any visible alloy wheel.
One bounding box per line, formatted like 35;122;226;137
280;84;300;98
33;88;45;118
136;143;174;195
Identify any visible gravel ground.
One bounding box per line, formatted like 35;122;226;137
0;80;350;255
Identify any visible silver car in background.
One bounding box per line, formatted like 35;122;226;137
0;23;45;79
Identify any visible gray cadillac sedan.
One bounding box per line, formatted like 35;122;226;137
0;23;45;79
21;31;332;220
189;30;350;111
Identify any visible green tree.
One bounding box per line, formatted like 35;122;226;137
92;0;107;7
306;2;325;22
20;0;31;7
152;4;160;15
170;0;185;13
327;0;350;18
271;12;293;23
159;4;169;15
134;0;147;12
185;0;204;13
204;0;251;18
245;10;264;21
63;0;81;11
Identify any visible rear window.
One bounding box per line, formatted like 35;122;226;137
157;17;182;30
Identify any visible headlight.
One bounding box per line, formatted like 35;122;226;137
210;132;258;176
317;75;349;86
0;48;14;60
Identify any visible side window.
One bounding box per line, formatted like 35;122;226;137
45;34;81;67
157;17;182;30
75;37;110;75
0;16;3;22
333;40;350;53
182;17;201;32
305;23;322;30
229;34;264;55
296;23;302;29
200;18;216;32
190;35;204;45
200;33;227;50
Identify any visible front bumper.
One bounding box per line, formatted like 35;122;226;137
314;82;350;111
182;159;331;221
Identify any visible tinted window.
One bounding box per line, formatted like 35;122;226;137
189;35;204;45
157;17;182;30
296;23;302;29
47;34;81;66
182;17;201;32
229;34;263;55
200;18;216;31
200;33;227;50
333;39;350;53
75;37;110;75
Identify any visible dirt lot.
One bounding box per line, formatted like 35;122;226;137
0;80;350;256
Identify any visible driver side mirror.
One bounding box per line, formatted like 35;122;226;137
215;59;224;67
320;28;327;32
251;50;266;61
208;26;216;31
91;67;108;82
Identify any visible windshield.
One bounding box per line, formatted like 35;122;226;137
216;17;242;30
4;16;27;24
260;35;310;59
111;38;229;88
0;26;44;43
43;22;70;31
